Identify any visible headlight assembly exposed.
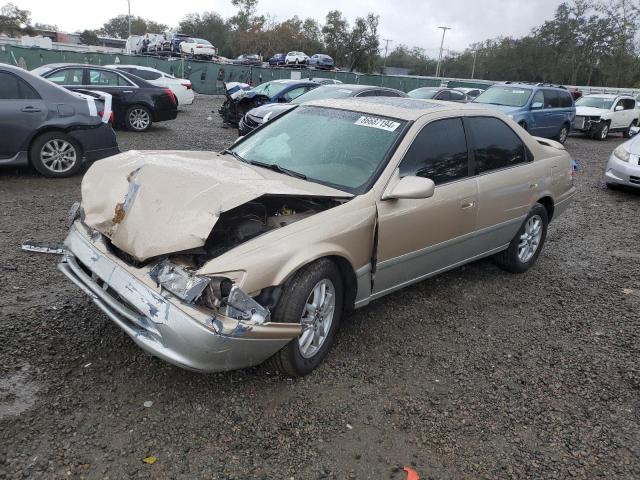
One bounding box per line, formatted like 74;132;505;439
149;260;210;303
613;145;630;163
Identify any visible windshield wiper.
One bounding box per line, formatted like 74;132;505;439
222;149;306;179
250;160;307;180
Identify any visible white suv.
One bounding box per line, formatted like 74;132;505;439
574;94;639;140
285;52;309;66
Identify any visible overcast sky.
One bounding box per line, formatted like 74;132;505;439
19;0;564;55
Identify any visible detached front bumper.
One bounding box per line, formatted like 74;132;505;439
605;153;640;188
58;223;301;372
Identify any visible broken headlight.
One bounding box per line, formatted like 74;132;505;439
199;273;271;325
149;259;210;303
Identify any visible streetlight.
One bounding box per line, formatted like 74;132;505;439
435;26;451;78
382;38;392;73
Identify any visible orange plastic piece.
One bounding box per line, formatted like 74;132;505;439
404;466;420;480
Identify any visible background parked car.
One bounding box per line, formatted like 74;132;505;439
574;94;639;140
179;38;217;60
457;87;485;99
32;64;178;132
309;78;343;85
605;128;640;189
0;64;118;178
239;84;407;135
106;65;194;107
473;83;575;143
268;53;286;66
234;54;262;66
285;52;310;66
161;33;190;54
308;54;335;70
408;87;470;102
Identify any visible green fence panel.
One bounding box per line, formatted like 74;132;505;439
1;45;496;95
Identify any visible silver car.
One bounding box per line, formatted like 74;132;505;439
605;128;640;189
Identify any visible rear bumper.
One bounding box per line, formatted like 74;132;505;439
605;153;640;188
69;124;119;162
58;223;301;372
153;108;178;122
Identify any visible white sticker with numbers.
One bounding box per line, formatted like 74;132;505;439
354;116;401;132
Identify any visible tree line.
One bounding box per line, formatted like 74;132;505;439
1;0;640;86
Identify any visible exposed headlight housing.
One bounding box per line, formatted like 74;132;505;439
149;260;210;303
613;145;630;163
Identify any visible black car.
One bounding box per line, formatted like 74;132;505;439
238;84;407;135
0;64;119;178
32;63;178;132
234;54;262;66
407;87;469;103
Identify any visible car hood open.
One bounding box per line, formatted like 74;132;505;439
81;150;352;261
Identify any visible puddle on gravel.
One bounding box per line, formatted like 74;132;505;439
0;365;40;419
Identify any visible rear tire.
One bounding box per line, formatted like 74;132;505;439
125;105;153;132
623;120;637;138
493;203;548;274
30;131;83;178
266;259;343;377
555;123;569;144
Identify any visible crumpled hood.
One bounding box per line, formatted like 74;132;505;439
575;106;608;117
81;150;351;261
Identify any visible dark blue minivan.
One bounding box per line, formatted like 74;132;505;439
473;83;575;144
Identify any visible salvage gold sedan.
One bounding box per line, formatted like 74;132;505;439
59;97;575;376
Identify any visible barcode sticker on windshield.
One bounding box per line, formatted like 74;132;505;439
354;116;400;132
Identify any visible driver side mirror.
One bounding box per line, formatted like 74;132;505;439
382;176;435;200
531;102;544;110
615;105;624;111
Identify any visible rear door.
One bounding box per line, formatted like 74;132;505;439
374;117;478;295
0;71;47;158
87;68;137;121
466;116;545;249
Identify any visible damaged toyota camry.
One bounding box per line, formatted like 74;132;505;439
59;97;575;376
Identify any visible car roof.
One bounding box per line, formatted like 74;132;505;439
304;97;495;121
583;93;626;99
315;84;402;93
105;64;160;72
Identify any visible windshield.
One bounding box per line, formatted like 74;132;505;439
251;81;288;97
474;86;533;107
575;96;614;110
290;86;357;104
408;89;438;99
231;106;407;193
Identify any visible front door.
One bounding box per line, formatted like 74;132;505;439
0;72;47;159
374;117;478;297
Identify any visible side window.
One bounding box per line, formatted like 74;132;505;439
543;90;560;108
379;90;403;97
135;69;162;80
46;68;84;86
436;90;451;100
622;98;635;110
467;117;528;174
0;72;40;100
532;90;544;108
88;69;125;86
450;91;466;102
559;91;573;108
283;87;307;101
398;117;469;185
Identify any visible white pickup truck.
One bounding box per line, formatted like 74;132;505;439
574;94;640;140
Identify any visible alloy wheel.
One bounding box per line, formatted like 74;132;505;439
298;279;336;359
600;124;609;140
129;108;150;131
518;215;543;263
559;126;568;143
40;139;77;173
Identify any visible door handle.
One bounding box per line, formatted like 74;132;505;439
21;106;41;113
460;200;476;210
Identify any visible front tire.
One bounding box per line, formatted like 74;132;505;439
494;203;548;273
623;120;637;138
30;132;83;178
125;105;153;132
267;259;343;377
594;122;609;141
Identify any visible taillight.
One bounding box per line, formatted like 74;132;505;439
182;82;192;90
164;87;177;105
98;110;114;123
196;45;203;48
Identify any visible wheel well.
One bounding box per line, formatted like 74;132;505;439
537;196;554;221
27;128;82;164
326;256;358;312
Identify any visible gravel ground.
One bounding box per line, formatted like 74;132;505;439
1;94;639;479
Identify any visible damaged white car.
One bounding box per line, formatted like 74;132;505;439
59;98;575;376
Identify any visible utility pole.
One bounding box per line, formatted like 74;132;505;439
471;48;478;79
382;38;392;72
127;0;131;38
435;26;451;78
